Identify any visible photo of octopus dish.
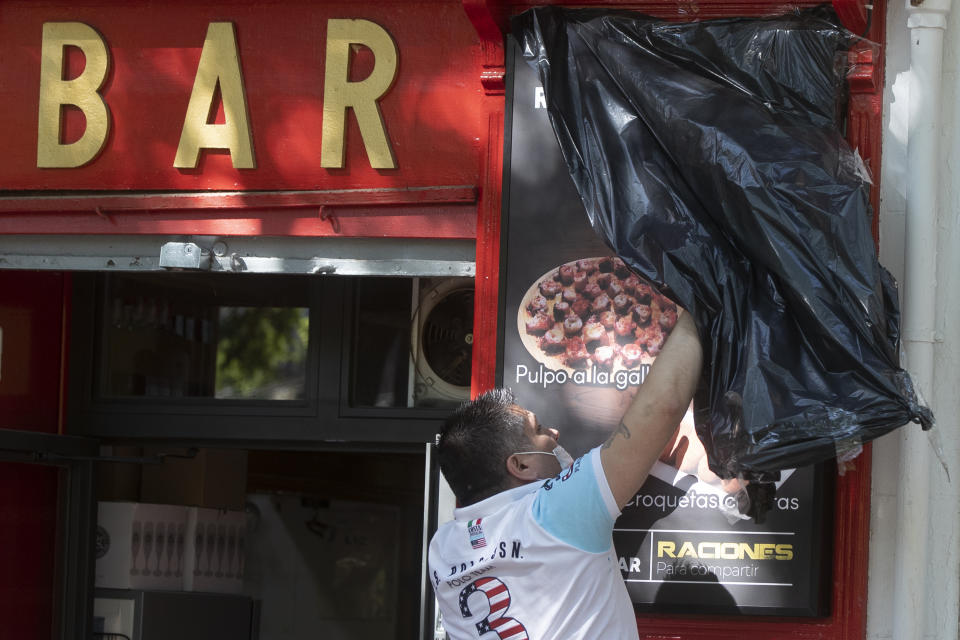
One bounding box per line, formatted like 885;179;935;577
517;257;678;373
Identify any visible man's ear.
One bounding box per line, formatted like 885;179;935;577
506;453;539;483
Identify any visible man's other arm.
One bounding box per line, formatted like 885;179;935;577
600;311;703;509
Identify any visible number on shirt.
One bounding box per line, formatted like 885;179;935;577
458;576;529;639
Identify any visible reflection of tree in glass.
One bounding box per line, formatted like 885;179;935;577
215;307;309;399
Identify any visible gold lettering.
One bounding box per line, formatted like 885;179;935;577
37;22;111;168
775;544;794;560
174;22;255;169
665;540;793;561
321;19;397;169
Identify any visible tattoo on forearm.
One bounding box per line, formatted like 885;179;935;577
602;421;632;449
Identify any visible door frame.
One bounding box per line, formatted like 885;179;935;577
0;428;98;640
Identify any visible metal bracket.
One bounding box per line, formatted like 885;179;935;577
158;241;209;270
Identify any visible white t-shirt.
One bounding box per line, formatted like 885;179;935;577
429;447;639;640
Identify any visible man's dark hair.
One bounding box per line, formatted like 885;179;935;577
437;388;532;506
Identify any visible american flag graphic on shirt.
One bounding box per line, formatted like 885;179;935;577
467;519;486;549
459;577;529;640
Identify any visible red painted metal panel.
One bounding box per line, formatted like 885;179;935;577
0;0;486;193
0;462;59;639
0;202;478;238
0;187;476;213
0;187;479;237
0;271;65;432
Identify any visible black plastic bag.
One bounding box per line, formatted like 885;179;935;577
514;6;933;479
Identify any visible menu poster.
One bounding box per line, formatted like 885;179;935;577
497;40;828;616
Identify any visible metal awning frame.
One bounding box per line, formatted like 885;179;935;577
0;234;475;277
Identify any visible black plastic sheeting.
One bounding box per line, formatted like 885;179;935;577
514;6;933;480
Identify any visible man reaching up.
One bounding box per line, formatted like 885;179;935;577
430;311;703;639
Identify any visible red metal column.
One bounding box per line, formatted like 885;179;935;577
464;0;507;397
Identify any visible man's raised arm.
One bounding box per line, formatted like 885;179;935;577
600;311;704;509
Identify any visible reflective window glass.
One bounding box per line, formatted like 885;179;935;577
98;274;310;401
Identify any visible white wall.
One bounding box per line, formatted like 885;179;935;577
870;1;960;637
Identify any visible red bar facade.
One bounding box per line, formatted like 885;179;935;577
0;0;882;637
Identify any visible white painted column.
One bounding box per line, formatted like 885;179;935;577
892;1;951;638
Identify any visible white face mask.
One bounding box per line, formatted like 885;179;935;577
514;445;575;471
